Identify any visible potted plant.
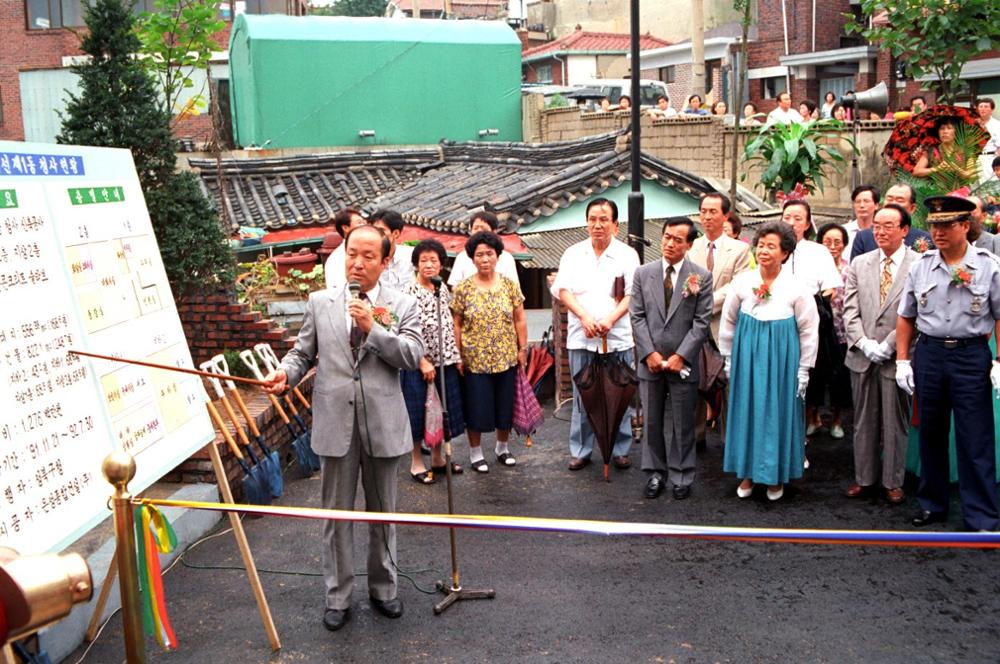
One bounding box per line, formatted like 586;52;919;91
741;118;856;202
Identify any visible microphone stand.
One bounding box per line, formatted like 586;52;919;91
430;276;495;614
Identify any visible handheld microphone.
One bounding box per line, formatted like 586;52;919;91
348;280;362;300
429;275;443;292
627;233;652;247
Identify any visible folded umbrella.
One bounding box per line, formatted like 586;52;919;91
513;365;544;447
572;337;638;481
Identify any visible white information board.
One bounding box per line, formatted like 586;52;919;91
0;141;215;555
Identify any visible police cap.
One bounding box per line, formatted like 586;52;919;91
923;195;975;224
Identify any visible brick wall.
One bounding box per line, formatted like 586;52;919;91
0;3;232;143
176;289;296;368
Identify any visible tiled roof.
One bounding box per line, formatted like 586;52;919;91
522;28;670;61
519;220;665;269
190;130;728;234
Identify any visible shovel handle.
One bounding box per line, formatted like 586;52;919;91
255;343;312;410
240;349;293;425
206;401;245;461
208;353;264;438
201;361;253;447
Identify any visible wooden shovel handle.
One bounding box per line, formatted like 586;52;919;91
206;401;244;461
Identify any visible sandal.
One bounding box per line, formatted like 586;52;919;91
496;452;516;467
410;470;435;485
470;459;489;473
431;462;463;475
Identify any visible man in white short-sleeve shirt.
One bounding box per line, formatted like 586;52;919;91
551;198;640;472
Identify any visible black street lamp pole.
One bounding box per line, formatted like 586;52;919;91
628;0;644;262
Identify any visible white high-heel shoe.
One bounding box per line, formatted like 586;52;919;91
736;482;753;499
766;486;784;501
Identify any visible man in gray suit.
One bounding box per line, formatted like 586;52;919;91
630;217;713;500
264;225;424;631
842;204;917;504
969;196;1000;255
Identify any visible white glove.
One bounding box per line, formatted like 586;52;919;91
895;360;914;396
875;339;894;362
679;366;691;380
858;337;889;363
723;355;731;380
796;367;810;400
991;361;1000;399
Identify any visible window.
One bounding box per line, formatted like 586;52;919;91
762;76;787;100
535;64;552;84
659;66;675;84
25;0;88;29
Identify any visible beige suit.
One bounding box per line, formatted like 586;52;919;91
688;233;753;340
842;248;917;489
281;287;424;610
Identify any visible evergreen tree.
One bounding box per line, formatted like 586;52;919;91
58;0;234;295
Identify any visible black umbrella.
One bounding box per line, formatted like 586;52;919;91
572;338;638;481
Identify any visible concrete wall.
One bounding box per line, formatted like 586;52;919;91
526;0;742;43
536;107;896;208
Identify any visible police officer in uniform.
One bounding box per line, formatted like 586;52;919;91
895;196;1000;532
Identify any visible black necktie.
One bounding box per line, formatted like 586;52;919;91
664;265;674;312
350;292;369;354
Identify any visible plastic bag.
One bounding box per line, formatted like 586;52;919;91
424;385;444;448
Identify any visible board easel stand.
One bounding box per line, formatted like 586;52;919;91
85;414;280;660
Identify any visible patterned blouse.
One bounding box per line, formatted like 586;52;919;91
450;275;524;374
404;280;461;367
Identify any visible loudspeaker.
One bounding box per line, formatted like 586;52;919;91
840;82;889;115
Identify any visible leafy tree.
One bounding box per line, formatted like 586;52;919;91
729;0;753;202
59;0;234;295
846;1;1000;104
135;0;226;125
58;0;176;192
310;0;388;17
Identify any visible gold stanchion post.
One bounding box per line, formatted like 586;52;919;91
102;452;146;664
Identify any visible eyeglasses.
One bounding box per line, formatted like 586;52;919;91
822;238;845;246
930;221;960;230
872;223;900;232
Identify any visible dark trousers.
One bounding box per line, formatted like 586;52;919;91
914;337;998;531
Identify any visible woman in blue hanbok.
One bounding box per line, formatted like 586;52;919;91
720;222;820;501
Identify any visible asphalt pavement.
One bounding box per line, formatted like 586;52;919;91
66;404;1000;664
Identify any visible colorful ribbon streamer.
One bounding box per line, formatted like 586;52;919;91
134;504;178;650
138;498;1000;549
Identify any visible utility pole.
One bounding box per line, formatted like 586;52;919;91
627;0;644;262
691;0;705;102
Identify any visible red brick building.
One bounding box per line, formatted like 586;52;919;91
0;0;306;147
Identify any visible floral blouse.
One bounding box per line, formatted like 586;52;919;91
450;275;524;374
404;281;461;367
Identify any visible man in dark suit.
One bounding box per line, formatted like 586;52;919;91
264;225;424;631
630;217;713;500
850;183;933;262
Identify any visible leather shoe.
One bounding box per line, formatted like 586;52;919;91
568;456;591;471
885;487;905;504
644;475;665;499
323;608;351;631
672;484;691;500
844;483;869;499
369;596;404;619
612;455;631;469
911;510;947;527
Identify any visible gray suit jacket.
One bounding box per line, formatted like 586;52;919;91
629;258;713;382
843;248;918;377
281;287;424;458
974;230;1000;256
